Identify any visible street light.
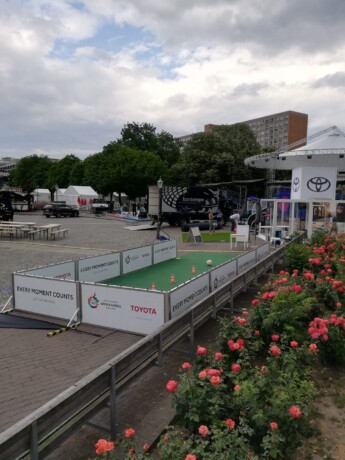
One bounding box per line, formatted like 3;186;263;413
156;177;163;240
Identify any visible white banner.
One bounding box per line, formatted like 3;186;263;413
22;261;76;281
210;260;237;292
170;274;209;319
14;275;77;319
153;239;177;264
256;243;270;262
78;253;120;282
81;284;164;334
237;250;257;275
122;245;152;274
291;167;337;200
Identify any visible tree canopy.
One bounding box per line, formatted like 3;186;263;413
50;155;82;189
8;122;269;203
9;155;54;209
116;122;181;167
10;155;53;192
170;123;264;186
83;143;168;202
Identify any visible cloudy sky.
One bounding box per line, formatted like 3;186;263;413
1;0;345;160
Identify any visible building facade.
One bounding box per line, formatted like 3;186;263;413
178;110;309;151
0;157;19;173
238;110;308;150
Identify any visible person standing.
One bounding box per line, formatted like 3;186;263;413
229;213;240;232
216;208;223;227
208;209;215;234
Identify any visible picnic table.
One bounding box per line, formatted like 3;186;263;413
0;221;36;227
0;224;26;239
34;223;62;240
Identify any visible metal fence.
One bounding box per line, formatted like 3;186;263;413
0;236;302;460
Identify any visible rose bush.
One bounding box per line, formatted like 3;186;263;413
94;232;345;459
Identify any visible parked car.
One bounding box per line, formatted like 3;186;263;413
42;204;79;218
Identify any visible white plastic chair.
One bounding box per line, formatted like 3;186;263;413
235;224;250;250
230;224;250;250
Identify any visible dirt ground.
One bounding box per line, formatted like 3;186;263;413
295;366;345;460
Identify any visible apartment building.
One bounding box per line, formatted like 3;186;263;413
178;110;309;151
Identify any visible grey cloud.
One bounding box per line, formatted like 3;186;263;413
232;82;268;98
112;0;345;57
312;72;345;89
1;0;345;159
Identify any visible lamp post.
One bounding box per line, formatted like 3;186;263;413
156;177;163;240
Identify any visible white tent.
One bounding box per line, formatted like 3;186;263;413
32;188;50;203
61;186;98;208
55;188;66;202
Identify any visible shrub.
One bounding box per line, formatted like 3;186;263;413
94;232;345;459
283;243;310;272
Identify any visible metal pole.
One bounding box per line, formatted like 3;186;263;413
156;186;162;240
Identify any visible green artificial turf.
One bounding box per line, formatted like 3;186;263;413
103;251;239;291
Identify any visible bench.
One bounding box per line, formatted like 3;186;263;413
51;229;68;240
27;229;41;240
20;227;33;238
0;228;16;240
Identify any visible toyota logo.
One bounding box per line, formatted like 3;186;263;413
292;177;300;192
307;177;331;193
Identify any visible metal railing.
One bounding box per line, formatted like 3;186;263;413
0;236;302;460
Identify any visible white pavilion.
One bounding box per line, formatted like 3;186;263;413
244;126;345;239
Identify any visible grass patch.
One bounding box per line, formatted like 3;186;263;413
181;231;235;243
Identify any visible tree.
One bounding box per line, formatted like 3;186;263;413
170;123;264;186
84;144;168;205
117;122;181;167
83;152;109;197
52;155;82;188
9;155;53;210
111;147;167;199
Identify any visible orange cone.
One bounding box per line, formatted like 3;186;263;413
170;274;176;284
192;266;196;274
151;281;156;290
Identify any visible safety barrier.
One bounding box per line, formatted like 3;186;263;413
0;234;303;460
12;242;269;335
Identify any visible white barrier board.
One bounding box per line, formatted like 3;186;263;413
78;253;120;282
81;284;165;334
256;243;270;262
122;245;152;274
170;273;209;319
14;274;77;319
153;239;177;264
237;250;257;275
210;259;237;292
22;261;75;281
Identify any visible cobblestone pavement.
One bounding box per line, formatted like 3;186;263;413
0;212;266;459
